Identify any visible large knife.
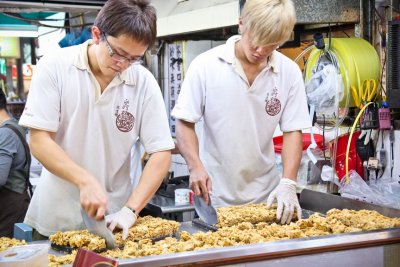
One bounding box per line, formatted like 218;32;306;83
80;209;116;249
193;194;218;225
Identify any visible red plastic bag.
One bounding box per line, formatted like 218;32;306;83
330;131;364;181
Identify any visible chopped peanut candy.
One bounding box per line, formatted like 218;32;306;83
46;210;400;266
49;230;106;251
115;216;180;244
216;203;299;227
326;209;400;232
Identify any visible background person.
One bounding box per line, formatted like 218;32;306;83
0;88;31;238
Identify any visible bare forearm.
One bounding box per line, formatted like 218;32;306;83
281;130;303;181
127;150;171;214
176;119;203;172
29;129;93;188
176;119;212;203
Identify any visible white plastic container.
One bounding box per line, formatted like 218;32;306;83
175;188;191;205
0;243;49;267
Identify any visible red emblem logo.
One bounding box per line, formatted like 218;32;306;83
265;87;281;116
115;99;134;132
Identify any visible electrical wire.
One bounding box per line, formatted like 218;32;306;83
345;102;374;184
388;4;400;13
379;49;387;96
2;12;93;29
182;41;186;78
294;44;314;65
378;129;385;179
323;114;326;160
38;28;64;37
328;24;332;51
3;11;93;22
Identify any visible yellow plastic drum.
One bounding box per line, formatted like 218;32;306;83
305;38;380;108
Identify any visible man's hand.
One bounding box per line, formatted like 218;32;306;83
105;207;137;240
266;178;301;224
189;166;212;205
79;176;108;220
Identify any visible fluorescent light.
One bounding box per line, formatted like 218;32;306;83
0;30;38;37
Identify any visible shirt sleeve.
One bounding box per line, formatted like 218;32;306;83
139;74;175;154
171;56;206;123
279;62;312;132
0;128;18;186
19;54;61;132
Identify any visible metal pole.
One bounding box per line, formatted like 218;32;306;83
16;38;24;99
362;0;375;44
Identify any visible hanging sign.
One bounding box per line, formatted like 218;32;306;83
168;42;183;137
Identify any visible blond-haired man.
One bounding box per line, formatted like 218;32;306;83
172;0;311;224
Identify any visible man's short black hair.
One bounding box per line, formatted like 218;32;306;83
94;0;157;47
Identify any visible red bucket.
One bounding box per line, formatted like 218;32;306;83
273;133;324;153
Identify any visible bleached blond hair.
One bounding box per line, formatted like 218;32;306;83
240;0;296;46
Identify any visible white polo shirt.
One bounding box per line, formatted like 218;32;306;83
19;40;174;235
172;35;311;207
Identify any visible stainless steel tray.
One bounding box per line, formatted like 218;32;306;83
116;189;400;266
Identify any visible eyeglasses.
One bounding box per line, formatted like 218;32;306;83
102;32;143;65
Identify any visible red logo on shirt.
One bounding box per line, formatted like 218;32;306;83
115;99;134;132
265;87;281;116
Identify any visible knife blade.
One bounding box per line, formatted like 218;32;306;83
193;194;218;225
80;209;116;249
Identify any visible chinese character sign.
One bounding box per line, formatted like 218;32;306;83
168;42;184;137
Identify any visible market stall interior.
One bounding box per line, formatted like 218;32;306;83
1;0;400;266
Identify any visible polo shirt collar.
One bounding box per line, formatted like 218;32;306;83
72;39;135;86
219;35;279;73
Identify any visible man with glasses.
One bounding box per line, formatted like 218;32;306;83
19;0;174;240
102;32;144;65
172;0;311;224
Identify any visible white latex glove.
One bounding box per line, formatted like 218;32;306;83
359;129;378;146
105;206;137;240
266;178;302;224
